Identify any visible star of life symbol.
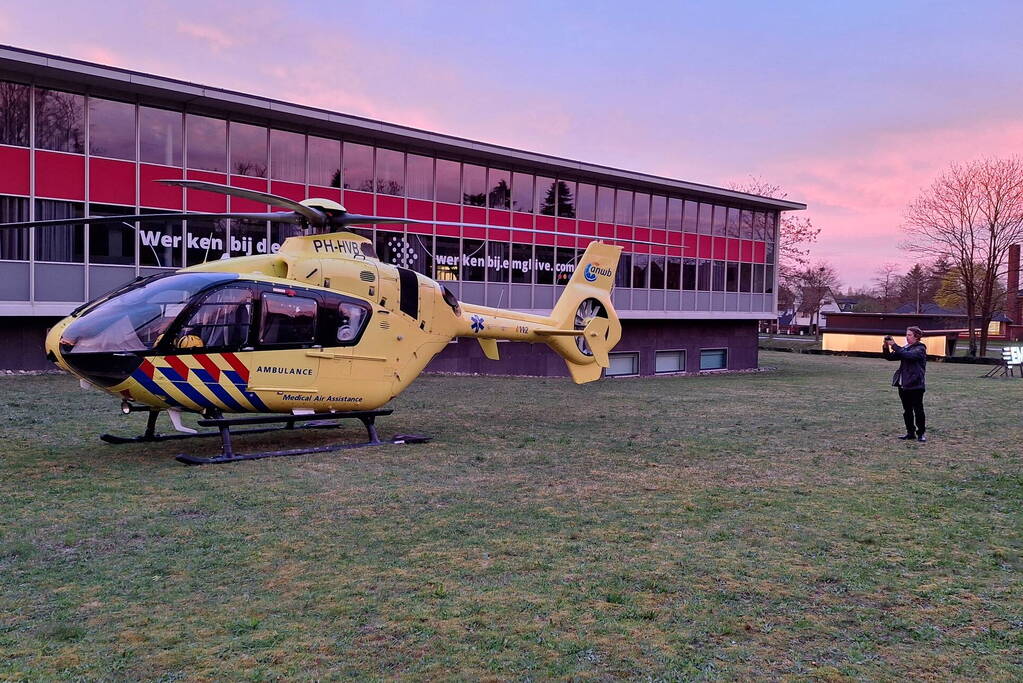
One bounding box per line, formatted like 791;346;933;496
386;236;418;269
470;314;485;333
1002;345;1023;366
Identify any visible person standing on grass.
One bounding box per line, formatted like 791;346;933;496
882;326;927;442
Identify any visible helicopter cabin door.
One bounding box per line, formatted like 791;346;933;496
245;289;323;403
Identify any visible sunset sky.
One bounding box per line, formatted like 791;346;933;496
3;0;1022;287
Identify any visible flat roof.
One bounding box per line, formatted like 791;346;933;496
0;44;805;213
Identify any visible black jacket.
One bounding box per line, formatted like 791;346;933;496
883;341;927;390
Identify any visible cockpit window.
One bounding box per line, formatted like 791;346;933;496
337;302;369;342
175;287;254;350
260;293;317;345
60;272;234;354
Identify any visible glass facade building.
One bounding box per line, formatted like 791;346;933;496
0;46;804;374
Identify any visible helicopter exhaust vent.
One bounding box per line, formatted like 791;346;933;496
379;319;391;330
360;270;376;282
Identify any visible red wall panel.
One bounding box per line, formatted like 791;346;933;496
343;190;373;214
89;158;135;206
650;229;666;246
597;222;614;239
35;151;85;201
407;199;433;234
435;202;460;236
754;241;766;264
309;185;341;204
376;194;404;218
270;180;305;203
713;236;727;260
229;176;267;212
740;239;754;262
140;164;182;209
511;211;533;242
633;227;650;244
463;206;486;227
535;215;555;245
185;170;227;212
577;220;596;236
726;238;740;261
668;245;683;257
683;233;697;257
698;235;713;259
488;209;511;227
0;146;30;196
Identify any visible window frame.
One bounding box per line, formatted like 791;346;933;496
699;347;728;371
654;349;686;374
606;351;640;377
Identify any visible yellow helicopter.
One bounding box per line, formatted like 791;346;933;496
3;180;626;464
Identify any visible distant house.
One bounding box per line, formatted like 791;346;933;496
776;288;841;335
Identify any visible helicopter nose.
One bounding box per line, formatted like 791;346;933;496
44;317;73;372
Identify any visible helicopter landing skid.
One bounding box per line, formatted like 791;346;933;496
100;409;429;465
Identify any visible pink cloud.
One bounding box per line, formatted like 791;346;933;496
175;21;237;52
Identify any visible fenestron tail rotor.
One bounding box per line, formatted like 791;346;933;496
573;298;608;356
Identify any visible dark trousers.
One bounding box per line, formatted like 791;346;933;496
898;388;926;436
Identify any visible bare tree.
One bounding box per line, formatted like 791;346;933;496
729;177;821;288
905;159;1023;356
795;261;841;340
873;262;901;312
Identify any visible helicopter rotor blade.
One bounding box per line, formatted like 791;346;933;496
330;214;674;248
156;179;326;225
0;211;306;230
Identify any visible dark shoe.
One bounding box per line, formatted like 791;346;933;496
917;434;927;443
898;434;915;440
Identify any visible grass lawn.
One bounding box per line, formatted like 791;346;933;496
1;351;1021;680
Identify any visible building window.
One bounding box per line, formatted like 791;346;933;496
712;260;726;291
765;265;775;294
342;142;373;192
35;200;84;262
696;259;711;291
0;81;30;147
725;262;739;292
375;147;405;196
139;210;184;269
682;258;696;290
556;180;576;217
753;264;766;293
607;352;639;377
488;168;510;210
615;189;633;225
632;254;649;288
740;263;752;293
186;114;226;172
697;202;713;234
35;89;85;154
534;245;555;284
462;239;485;281
668;197;684;230
576;183;595;221
270;129;305;183
766;212;778;241
615;254;632;288
666;256;681;289
740;210;754;239
407;154;434;200
462;163;486;206
726;207;741;238
184;218;227;265
555;247;575;285
308;136;340;187
650;195;667;229
650;255;665;288
655;350;685;374
88;204;136;265
434;236;460;280
139;106;182;166
700;348;727;371
511;172;533;212
435;159;460;204
230;121;267;177
487;241;510;282
511;243;532;283
596;186;615;222
0;196;29;260
89;98;135;160
753;212;767;241
712;205;727;236
535;176;556;215
633;192;650;227
230;219;269;257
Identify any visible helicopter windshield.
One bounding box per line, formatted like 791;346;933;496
61;272;235;354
